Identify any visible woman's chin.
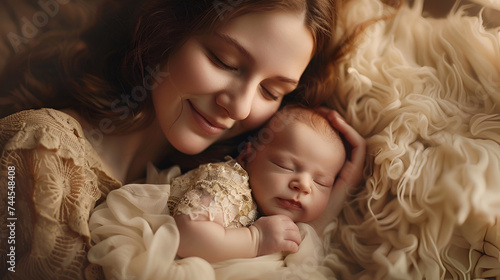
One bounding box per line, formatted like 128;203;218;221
169;135;213;155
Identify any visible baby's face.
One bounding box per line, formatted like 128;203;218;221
243;122;345;222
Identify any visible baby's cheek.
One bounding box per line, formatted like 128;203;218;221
314;191;331;211
250;176;273;200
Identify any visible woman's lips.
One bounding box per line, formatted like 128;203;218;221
188;101;227;136
276;198;302;210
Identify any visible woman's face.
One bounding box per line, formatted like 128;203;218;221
152;10;314;155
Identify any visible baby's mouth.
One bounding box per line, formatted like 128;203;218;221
277;198;302;210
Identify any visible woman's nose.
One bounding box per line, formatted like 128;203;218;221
216;80;257;120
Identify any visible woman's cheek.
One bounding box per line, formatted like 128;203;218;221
168;39;223;96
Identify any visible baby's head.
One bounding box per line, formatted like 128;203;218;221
237;106;346;222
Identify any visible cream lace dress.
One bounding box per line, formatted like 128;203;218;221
168;158;258;228
0;109;121;280
88;158;265;280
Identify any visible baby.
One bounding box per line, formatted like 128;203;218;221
88;106;348;280
170;105;346;263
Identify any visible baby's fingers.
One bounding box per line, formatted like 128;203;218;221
283;224;301;253
283;240;300;253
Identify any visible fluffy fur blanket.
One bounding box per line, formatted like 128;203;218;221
327;0;500;279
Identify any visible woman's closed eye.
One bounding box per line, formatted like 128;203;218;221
207;50;238;71
208;52;280;101
260;85;279;101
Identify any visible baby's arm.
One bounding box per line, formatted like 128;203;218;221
175;214;301;263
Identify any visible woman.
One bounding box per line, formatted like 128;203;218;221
0;0;368;279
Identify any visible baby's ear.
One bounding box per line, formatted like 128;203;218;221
236;142;253;167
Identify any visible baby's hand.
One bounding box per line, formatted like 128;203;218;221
250;215;301;256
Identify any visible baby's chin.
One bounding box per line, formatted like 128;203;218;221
260;208;303;222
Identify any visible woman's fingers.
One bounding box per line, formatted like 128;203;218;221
308;108;367;232
332;111;366;168
316;108;366;191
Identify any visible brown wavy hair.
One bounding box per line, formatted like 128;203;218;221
0;0;402;138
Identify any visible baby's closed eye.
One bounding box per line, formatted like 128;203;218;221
270;159;294;172
313;176;334;188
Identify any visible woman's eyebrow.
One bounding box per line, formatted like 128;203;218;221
214;32;300;86
275;76;298;86
214;32;254;62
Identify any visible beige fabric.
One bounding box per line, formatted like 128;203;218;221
0;109;121;279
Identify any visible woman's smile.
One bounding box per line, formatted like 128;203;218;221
188;100;229;136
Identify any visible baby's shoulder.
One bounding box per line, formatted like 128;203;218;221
199;157;249;185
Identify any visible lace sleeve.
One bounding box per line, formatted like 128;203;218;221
0;109;120;279
170;159;258;229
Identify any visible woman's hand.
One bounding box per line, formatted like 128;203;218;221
311;108;367;234
324;109;366;195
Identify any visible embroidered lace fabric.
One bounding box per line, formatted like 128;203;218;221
0;109;121;280
168;158;258;228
